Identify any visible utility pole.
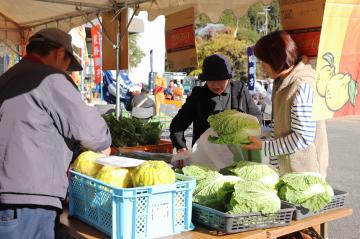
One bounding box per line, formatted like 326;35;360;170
258;6;271;35
264;6;269;35
149;49;155;93
264;6;270;35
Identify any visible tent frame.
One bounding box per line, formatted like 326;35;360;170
1;0;152;119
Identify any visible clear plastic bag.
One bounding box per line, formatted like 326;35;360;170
189;129;263;170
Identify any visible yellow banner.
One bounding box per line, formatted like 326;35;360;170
313;0;360;119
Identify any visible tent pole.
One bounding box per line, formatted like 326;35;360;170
115;15;121;119
114;7;135;119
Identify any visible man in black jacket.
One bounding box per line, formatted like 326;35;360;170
170;54;261;159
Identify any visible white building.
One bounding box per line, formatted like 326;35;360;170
128;11;166;85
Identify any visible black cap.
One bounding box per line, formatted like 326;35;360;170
198;54;232;81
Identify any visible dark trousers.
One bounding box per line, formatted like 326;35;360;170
0;204;60;239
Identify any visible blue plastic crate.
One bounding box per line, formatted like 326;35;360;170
68;170;196;239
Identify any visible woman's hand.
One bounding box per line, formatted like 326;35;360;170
241;136;262;150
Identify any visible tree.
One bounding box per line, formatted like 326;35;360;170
268;0;280;31
190;33;250;79
196;13;211;28
247;3;264;32
128;33;145;68
240;0;280;35
237;28;261;44
218;10;237;28
191;1;280;80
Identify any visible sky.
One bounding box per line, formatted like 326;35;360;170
128;11;165;85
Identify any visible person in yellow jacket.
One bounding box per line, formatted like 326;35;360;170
154;73;167;115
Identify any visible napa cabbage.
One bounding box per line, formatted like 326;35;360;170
227;181;281;214
220;161;279;188
182;164;281;214
207;110;261;146
182;164;221;183
182;165;243;211
276;172;334;212
193;174;243;212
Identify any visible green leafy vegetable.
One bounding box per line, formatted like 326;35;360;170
276;172;334;212
194;174;243;211
182;165;242;211
220;161;279;188
227;181;281;214
207;110;261;145
102;114;161;147
182;164;221;183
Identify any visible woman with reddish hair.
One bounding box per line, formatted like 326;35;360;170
242;30;329;177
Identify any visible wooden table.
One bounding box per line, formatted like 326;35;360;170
60;208;352;239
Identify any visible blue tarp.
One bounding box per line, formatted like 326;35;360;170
102;70;140;110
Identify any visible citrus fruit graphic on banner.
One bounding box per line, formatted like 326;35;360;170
313;0;360;120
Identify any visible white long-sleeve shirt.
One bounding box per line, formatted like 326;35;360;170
262;83;316;167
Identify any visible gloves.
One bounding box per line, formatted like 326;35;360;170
171;149;191;169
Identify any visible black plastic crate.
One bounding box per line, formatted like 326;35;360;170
192;202;295;234
289;189;348;220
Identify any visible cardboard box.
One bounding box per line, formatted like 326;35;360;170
279;0;325;30
279;0;326;57
165;8;197;71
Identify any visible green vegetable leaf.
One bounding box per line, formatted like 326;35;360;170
348;80;358;106
220;161;279;188
185;165;243;212
207;110;261;145
276;172;334;212
182;164;220;184
102;114;161;147
227;181;281;214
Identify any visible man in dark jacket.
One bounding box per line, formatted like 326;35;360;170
170;54;261;159
0;28;111;239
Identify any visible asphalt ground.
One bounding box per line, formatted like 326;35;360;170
326;116;360;239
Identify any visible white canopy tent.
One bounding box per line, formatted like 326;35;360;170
0;0;272;117
0;0;272;45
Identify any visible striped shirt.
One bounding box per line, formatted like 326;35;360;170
263;83;316;167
